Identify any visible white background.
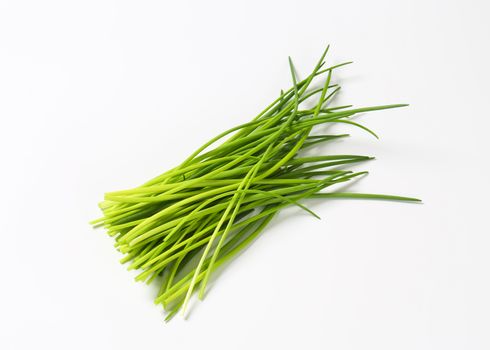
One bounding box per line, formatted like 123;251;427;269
1;0;489;349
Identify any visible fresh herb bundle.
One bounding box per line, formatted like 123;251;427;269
91;47;419;321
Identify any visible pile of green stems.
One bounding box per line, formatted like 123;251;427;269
91;48;419;320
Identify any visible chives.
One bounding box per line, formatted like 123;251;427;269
91;47;420;321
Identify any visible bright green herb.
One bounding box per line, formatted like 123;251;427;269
91;47;420;321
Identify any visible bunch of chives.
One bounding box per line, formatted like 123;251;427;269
91;47;420;321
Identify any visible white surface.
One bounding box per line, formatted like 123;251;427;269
1;0;489;349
